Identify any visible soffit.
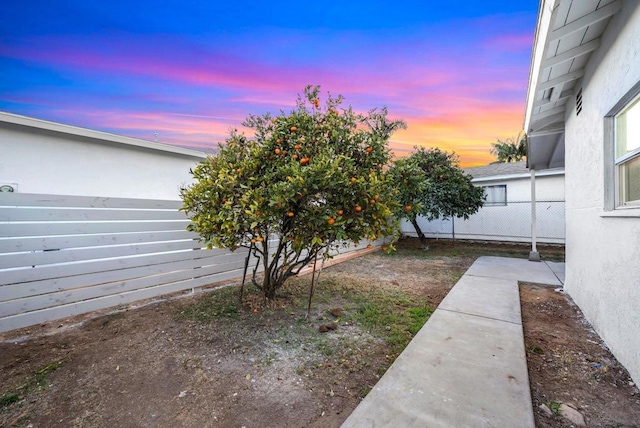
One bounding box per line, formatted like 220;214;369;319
524;0;621;170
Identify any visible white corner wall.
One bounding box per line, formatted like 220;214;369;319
563;1;640;384
0;124;205;200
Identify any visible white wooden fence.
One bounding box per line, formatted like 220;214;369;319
0;193;377;333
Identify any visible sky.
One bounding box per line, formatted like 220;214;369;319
0;1;538;167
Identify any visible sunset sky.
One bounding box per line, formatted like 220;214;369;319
0;1;537;166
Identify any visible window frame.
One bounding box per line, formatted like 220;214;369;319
614;93;640;207
604;81;640;211
482;184;507;207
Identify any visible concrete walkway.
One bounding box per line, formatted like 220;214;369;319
342;256;565;428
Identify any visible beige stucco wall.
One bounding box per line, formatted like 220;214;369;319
0;121;206;200
563;1;640;384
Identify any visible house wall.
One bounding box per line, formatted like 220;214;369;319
0;121;205;200
401;173;565;244
563;1;640;384
476;173;564;202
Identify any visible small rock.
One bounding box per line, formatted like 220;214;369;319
319;325;329;333
329;308;343;318
559;403;586;426
539;403;553;417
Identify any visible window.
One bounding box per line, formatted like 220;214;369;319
482;185;507;206
615;93;640;206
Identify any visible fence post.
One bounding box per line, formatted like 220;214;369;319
451;215;455;241
529;168;541;261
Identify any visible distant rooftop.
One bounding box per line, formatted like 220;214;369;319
0;111;209;159
464;161;564;181
464;162;528;178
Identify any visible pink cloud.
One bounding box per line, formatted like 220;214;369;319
483;33;533;52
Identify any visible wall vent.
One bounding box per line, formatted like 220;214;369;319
576;87;583;115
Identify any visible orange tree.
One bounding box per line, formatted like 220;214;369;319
389;147;485;248
180;86;405;299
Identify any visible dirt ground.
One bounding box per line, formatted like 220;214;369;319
521;283;640;427
1;239;638;427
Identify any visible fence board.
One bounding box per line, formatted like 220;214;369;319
1;247;240;286
0;268;245;333
0;251;249;300
0;258;247;317
0;220;190;237
0;230;198;253
0;239;204;269
0;193;183;209
0;207;188;222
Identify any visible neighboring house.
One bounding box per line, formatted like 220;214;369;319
0;112;208;200
525;0;639;384
401;161;565;244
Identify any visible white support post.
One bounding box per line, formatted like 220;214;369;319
529;168;541;261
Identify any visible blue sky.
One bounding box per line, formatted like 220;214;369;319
0;1;538;165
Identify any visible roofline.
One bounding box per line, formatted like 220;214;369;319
524;0;558;133
0;111;209;159
471;168;564;184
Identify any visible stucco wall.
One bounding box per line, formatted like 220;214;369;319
476;174;565;202
0;122;206;200
563;1;640;384
402;173;565;244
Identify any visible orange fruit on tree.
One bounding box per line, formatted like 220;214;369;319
337;209;344;216
300;157;310;165
382;245;387;251
287;211;295;218
327;218;335;225
350;177;357;183
292;154;299;160
294;144;301;150
275;148;281;155
355;205;362;212
251;238;256;243
290;126;297;132
405;205;412;211
367;244;373;249
374;194;380;200
236;168;242;174
257;236;264;242
255;211;261;216
276;138;282;143
366;146;373;153
370;199;375;205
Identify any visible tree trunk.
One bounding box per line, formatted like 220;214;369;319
410;217;429;250
261;266;278;300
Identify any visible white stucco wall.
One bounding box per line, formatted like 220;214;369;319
563;1;640;384
477;173;565;202
401;173;565;244
0;118;207;200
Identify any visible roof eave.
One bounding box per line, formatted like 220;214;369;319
0;111;209;159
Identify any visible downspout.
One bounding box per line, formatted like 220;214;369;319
529;168;541;261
